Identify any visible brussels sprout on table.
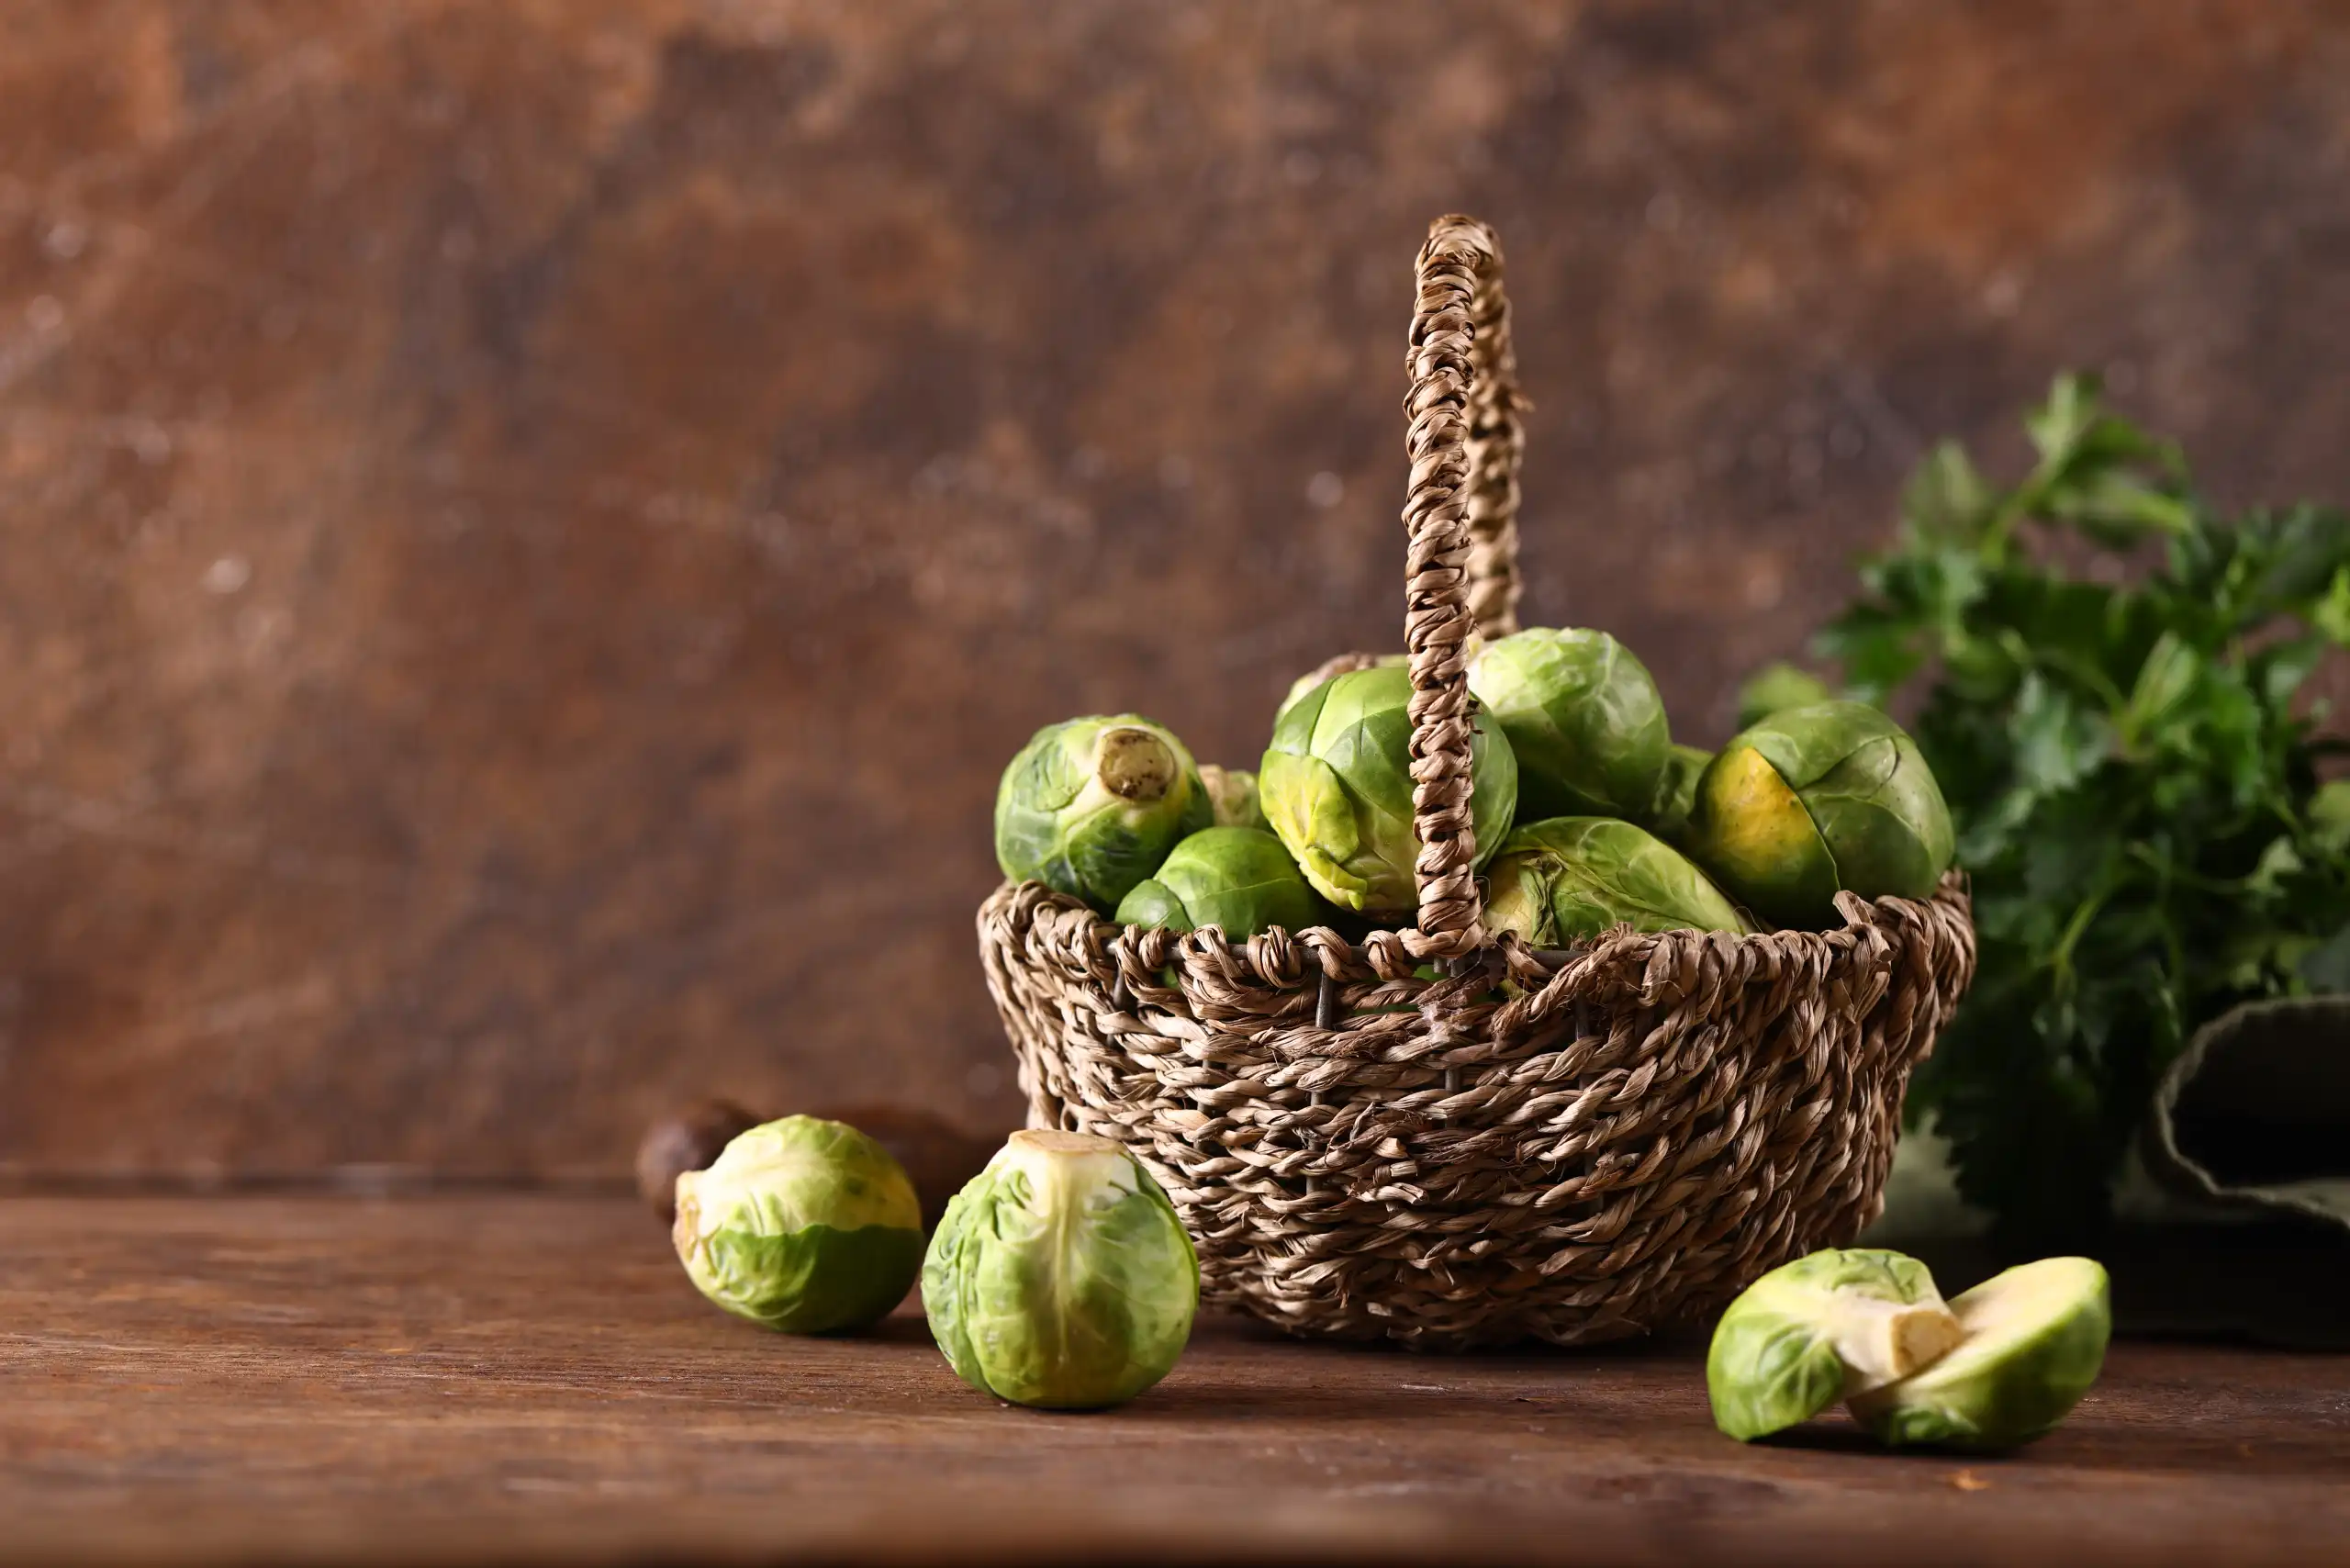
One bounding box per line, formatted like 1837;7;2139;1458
1684;700;1954;929
672;1115;925;1335
1259;664;1517;917
1484;817;1751;945
1848;1257;2110;1450
923;1129;1199;1410
995;715;1214;913
1468;628;1671;822
1707;1249;1965;1442
1115;825;1328;938
1198;765;1266;831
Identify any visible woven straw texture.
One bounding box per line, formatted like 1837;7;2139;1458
978;216;1977;1348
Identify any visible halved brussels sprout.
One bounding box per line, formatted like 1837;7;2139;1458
923;1129;1199;1409
1115;825;1328;938
1468;628;1671;822
673;1115;925;1334
1847;1257;2110;1450
1198;765;1266;830
1707;1249;1965;1442
995;715;1214;912
1484;817;1751;945
1685;701;1954;929
1259;664;1517;917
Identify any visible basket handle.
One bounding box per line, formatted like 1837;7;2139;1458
1402;216;1525;960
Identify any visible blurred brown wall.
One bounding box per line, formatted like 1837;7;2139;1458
3;0;2346;1182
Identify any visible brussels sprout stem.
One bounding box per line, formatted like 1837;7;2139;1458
1823;1293;1966;1396
1096;728;1176;802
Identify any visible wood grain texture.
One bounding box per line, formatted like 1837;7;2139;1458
2;2;2348;1179
0;1195;2345;1567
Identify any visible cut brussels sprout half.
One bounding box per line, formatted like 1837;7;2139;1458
1707;1249;1964;1442
1847;1257;2110;1450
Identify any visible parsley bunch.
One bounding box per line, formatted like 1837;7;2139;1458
1809;375;2350;1245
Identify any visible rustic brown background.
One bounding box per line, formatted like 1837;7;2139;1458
3;0;2346;1184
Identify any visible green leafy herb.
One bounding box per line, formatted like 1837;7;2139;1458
1810;375;2350;1244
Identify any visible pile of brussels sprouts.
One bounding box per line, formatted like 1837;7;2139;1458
995;627;1957;945
1707;1248;2111;1450
670;1113;1199;1409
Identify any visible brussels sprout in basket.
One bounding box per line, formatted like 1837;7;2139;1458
1848;1257;2110;1450
1685;700;1954;929
1116;825;1329;938
1469;628;1672;823
995;714;1214;913
1707;1249;1965;1442
673;1115;925;1335
1197;764;1266;830
1259;663;1517;917
1644;742;1713;846
1484;817;1751;946
923;1129;1199;1410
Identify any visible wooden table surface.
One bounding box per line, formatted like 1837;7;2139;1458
3;1196;2345;1566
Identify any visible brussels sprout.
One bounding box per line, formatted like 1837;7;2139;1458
1274;653;1408;731
1685;701;1955;929
1736;662;1838;729
1198;765;1266;830
673;1115;925;1334
995;715;1214;912
1848;1257;2110;1450
1468;628;1671;822
1645;742;1713;846
923;1129;1199;1409
1259;664;1518;916
1708;1249;1965;1442
1485;817;1751;945
1115;825;1328;937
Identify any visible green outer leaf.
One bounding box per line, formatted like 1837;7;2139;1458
1260;665;1517;916
1799;734;1955;902
1469;628;1670;820
1483;816;1751;944
1643;742;1713;846
686;1223;924;1333
1686;743;1845;929
1113;826;1328;937
673;1115;926;1334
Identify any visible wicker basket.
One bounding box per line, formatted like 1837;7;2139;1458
978;215;1977;1350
